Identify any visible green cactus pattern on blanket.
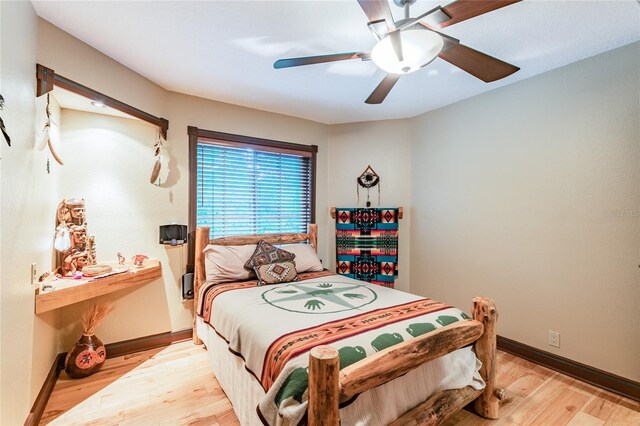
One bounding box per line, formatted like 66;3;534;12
436;315;460;326
274;345;367;406
406;322;436;337
274;367;309;406
371;333;404;351
338;346;367;369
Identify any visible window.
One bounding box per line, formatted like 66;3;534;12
189;128;317;240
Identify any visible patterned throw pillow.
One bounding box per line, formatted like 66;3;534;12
244;240;296;271
254;261;299;286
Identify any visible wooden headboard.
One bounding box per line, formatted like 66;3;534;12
192;223;318;344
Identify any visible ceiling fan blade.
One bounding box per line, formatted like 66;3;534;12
396;6;452;31
438;38;519;82
365;74;401;104
274;52;369;69
439;0;522;28
389;30;403;62
357;0;396;30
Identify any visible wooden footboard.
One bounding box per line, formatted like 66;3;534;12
308;297;499;426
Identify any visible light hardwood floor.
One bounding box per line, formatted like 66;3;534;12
40;341;640;425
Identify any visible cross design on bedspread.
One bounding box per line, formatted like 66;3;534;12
261;282;377;314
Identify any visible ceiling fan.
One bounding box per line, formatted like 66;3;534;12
274;0;522;104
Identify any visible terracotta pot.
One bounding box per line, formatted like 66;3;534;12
64;334;107;378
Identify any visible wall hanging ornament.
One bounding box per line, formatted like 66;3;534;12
43;93;63;165
0;94;10;146
357;165;380;207
150;131;164;185
65;301;113;379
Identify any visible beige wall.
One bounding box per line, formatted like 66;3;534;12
38;19;330;350
410;42;640;380
0;2;60;424
57;110;178;347
327;120;412;292
165;91;330;264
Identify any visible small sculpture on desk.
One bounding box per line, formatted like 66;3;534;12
117;252;126;267
54;198;96;277
41;283;55;292
131;254;148;268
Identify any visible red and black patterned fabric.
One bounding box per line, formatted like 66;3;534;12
335;208;399;288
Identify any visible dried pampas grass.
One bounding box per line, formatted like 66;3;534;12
82;301;114;336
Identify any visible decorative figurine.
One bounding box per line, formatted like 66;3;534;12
41;283;55;292
55;198;96;276
131;254;148;268
117;252;126;266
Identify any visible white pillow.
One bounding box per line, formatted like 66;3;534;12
203;244;257;285
278;243;323;273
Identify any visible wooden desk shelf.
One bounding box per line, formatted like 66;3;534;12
35;260;162;314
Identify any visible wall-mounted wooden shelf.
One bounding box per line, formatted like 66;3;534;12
35;260;162;314
330;207;404;219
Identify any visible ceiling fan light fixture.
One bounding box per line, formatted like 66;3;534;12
371;29;444;74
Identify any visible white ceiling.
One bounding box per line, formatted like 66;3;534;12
32;1;640;124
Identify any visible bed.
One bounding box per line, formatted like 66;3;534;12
192;224;500;426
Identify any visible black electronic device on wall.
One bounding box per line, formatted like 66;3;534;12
159;224;188;246
182;272;194;300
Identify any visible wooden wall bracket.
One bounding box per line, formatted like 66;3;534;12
36;64;169;139
330;206;403;219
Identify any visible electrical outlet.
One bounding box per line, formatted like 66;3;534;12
31;263;37;285
548;330;560;348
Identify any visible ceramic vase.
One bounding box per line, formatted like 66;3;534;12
64;333;107;378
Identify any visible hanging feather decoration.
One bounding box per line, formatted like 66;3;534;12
44;93;64;165
150;158;161;184
150;131;164;184
0;94;11;146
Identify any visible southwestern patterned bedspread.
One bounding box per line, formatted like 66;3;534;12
197;273;483;426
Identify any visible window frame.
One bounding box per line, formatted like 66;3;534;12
187;126;317;268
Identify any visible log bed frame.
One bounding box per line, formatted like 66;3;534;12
193;223;501;425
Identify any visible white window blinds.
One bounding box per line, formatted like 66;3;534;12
196;140;313;238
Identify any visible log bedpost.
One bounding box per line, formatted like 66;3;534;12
308;346;340;426
193;226;210;345
308;223;318;253
472;297;499;419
